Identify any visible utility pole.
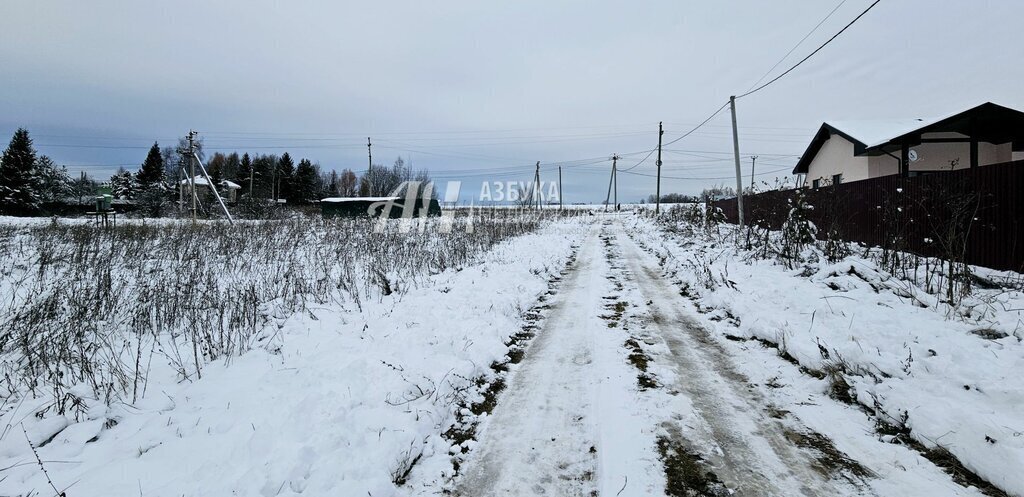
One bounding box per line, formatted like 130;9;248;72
749;155;758;191
534;161;541;209
364;138;372;196
656;121;664;215
612;154;619;212
179;130;232;224
364;137;372;197
179;166;184;210
558;166;563;211
604;157;615;212
187;130;197;225
729;96;745;231
249;165;255;198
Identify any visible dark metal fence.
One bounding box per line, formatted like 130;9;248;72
711;160;1024;271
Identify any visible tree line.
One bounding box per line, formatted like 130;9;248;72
0;128;432;217
644;185;740;205
0;129;75;215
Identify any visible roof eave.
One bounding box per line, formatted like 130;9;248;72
792;124;868;174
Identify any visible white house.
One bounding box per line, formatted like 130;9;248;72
180;176;243;203
793;102;1024;187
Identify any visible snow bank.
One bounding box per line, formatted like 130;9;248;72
0;217;584;496
627;215;1024;497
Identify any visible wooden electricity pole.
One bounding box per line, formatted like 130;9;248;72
367;137;373;196
750;155;758;190
612;154;619;212
729;96;745;230
604;157;614;212
187;130;197;225
656;121;664;214
534;161;541;209
558;166;563;211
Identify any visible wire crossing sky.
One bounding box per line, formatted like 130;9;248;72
2;0;1022;202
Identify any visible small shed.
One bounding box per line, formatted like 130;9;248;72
220;180;242;203
180;176;242;203
321;196;442;218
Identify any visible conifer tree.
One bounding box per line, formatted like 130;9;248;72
276;153;294;202
0;128;41;215
238;153;253;196
110;167;137;200
136;142;165;190
135;143;168;217
292;158;318;204
34;156;71;204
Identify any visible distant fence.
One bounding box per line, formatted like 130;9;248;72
711;160;1024;271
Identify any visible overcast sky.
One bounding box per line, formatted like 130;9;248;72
2;0;1022;203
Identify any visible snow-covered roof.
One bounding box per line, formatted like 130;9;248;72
178;176;241;189
322;196;401;203
823;119;927;149
180;175;211;186
793;102;1024;175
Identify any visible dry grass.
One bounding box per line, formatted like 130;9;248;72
0;212;549;418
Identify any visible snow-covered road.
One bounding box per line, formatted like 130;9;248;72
616;228;869;496
454;223;605;496
451;218;995;496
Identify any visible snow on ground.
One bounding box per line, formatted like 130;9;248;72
4;211;1020;496
0;217;584;496
451;222;669;497
450;217;1001;496
626;213;1024;496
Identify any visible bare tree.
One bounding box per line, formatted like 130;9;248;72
359;157;433;198
338;169;358;197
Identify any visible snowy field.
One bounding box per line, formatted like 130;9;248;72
0;209;1020;497
0;213;584;495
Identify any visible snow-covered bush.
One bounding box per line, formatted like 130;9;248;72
779;190;817;265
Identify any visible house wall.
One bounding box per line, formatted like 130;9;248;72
900;141;1011;173
805;129;1017;186
823;137;1016;182
804;134;868;186
868;155;900;177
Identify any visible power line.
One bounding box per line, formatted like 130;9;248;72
663;148;799;157
619;166;791;181
662;122;810;131
621;103;734;173
743;0;849;94
36;143;153;150
662;101;732;147
366;130;650;144
736;0;883;99
201;123;656;137
618;148;657;172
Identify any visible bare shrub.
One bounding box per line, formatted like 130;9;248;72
0;213;549;415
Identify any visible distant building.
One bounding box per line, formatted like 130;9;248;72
180;176;242;203
792;102;1024;188
321;196;442;218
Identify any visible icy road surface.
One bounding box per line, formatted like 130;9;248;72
451;219;991;497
